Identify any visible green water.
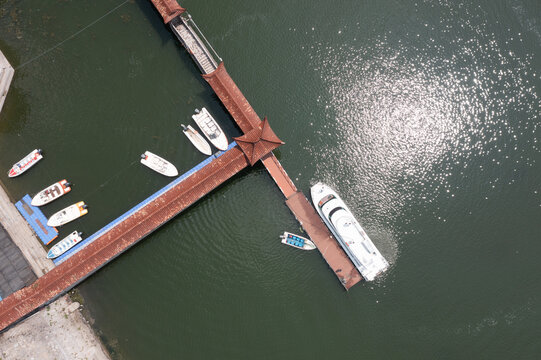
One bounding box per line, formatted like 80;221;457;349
1;0;540;358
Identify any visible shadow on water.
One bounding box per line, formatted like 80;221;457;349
0;85;29;134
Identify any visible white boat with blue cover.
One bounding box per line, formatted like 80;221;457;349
280;232;316;250
47;231;83;259
310;182;389;281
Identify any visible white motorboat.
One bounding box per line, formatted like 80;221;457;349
192;107;228;151
8;149;43;177
140;151;179;177
181;124;212;155
47;201;88;227
31;179;72;206
47;231;83;259
280;232;316;250
310;182;389;281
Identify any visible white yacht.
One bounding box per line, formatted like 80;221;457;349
310;182;389;281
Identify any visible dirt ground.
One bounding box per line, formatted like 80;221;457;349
0;294;110;360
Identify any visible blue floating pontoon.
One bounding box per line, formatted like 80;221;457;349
15;194;58;245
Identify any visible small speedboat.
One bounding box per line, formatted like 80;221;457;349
31;179;72;206
280;232;316;251
47;231;83;259
8;149;43;178
192;108;228;151
181;124;212;155
47;201;88;227
140;151;179;177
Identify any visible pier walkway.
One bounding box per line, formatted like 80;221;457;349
0;144;249;331
0;0;361;332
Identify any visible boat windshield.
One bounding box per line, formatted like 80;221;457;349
318;194;335;208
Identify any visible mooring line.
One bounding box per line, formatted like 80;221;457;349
79;159;137;202
15;0;130;70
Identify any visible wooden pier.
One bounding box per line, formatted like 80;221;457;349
0;0;361;332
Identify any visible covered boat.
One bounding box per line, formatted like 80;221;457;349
181;124;212;155
310;182;389;281
140;151;178;177
192;107;228;151
31;179;72;206
280;232;316;251
47;201;88;227
47;231;83;259
8;149;43;178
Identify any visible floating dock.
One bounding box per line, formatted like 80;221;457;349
0;0;361;332
15;195;58;245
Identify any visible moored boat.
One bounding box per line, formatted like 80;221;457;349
192;107;228;151
140;151;179;177
280;231;316;250
31;179;72;206
47;201;88;227
8;149;43;178
310;182;389;281
47;231;83;259
181;124;212;155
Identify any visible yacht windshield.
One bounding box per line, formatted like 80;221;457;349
318;194;336;208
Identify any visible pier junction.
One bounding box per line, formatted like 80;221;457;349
0;0;361;332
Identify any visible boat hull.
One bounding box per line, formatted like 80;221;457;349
192;107;228;151
310;182;389;281
47;231;83;259
140;151;179;177
8;149;43;178
31;179;71;206
280;232;316;250
181;124;212;155
47;201;88;227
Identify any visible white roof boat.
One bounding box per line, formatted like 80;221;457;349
310;182;389;281
192;107;228;151
8;149;43;178
140;151;179;177
47;201;88;227
181;124;212;155
47;231;83;259
31;179;72;206
280;231;316;251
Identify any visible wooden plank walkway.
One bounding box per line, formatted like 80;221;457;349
170;16;218;74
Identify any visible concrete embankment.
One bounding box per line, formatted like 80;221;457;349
0;294;110;360
0;49;14;113
0;48;110;359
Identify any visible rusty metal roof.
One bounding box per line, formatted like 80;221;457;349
150;0;185;23
203;62;262;133
0;147;250;332
233;117;284;166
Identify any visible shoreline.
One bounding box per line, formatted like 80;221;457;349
0;47;111;359
0;292;111;360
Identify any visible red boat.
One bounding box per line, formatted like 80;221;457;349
8;149;43;178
